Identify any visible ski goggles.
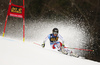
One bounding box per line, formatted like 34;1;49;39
53;32;58;34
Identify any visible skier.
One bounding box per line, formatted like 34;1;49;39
42;28;79;57
42;28;68;54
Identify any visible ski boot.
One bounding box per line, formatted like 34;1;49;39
70;52;79;58
61;47;68;55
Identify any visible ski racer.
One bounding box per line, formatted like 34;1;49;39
42;28;79;57
42;28;68;54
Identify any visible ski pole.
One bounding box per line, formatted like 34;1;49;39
65;47;94;52
33;42;41;46
33;42;94;52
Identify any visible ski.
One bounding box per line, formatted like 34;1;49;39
33;42;79;58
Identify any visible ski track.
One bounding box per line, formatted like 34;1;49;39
0;36;100;65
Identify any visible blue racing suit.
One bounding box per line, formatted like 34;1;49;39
43;34;64;48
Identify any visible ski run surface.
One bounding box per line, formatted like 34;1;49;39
0;36;100;65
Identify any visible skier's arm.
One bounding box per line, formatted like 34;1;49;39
42;34;50;48
43;34;50;43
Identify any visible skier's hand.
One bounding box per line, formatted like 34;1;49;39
62;44;65;48
42;43;45;48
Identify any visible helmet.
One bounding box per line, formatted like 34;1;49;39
52;28;59;34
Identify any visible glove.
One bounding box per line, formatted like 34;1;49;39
42;43;45;48
62;44;65;48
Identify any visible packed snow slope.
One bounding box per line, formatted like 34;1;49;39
0;36;100;65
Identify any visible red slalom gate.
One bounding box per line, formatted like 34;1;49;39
2;0;25;42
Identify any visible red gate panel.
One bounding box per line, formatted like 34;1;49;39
3;0;25;42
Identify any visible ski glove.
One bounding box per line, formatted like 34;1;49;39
62;44;65;47
42;43;45;48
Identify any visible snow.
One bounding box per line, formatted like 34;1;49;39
0;36;100;65
25;20;90;55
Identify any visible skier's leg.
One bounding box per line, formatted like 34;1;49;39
51;42;62;51
64;48;73;55
51;42;61;50
61;47;68;55
51;42;68;54
55;41;62;51
64;48;79;57
52;43;56;49
55;42;68;55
